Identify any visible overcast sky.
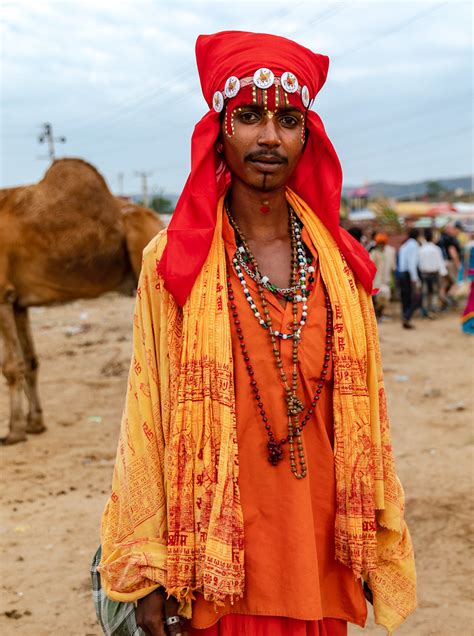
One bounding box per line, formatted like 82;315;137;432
1;0;472;196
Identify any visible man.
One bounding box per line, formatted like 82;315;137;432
397;228;421;329
418;228;447;317
370;233;396;319
366;229;377;253
438;221;462;306
96;31;416;636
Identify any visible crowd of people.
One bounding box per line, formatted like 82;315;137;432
348;221;474;333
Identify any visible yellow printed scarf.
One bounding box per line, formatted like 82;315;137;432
99;190;416;633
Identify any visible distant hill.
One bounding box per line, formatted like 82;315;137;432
126;193;180;206
343;175;473;200
124;176;473;206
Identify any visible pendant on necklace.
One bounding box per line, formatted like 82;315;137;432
286;395;304;417
267;439;283;465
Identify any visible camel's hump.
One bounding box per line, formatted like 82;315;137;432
40;158;110;192
0;157;120;226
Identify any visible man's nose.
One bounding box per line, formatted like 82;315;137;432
257;114;281;147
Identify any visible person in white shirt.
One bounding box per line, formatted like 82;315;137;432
370;233;396;319
397;228;421;329
419;228;447;317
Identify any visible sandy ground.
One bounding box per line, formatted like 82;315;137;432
0;295;472;636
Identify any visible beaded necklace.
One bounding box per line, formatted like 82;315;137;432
225;202;333;479
228;204;311;340
233;214;315;302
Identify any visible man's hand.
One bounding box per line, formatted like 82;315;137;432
136;589;189;636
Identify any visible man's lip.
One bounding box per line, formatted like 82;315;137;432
248;160;284;174
249;157;284;164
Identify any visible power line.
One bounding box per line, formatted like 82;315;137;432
283;2;345;35
59;4;344;139
334;2;448;60
65;62;198;135
2;130;35;139
331;93;472;139
342;125;471;163
343;145;472;183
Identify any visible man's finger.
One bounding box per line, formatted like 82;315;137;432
164;616;185;636
164;595;180;616
163;595;185;636
135;588;167;636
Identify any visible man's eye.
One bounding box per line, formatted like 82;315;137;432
239;111;260;123
279;115;299;127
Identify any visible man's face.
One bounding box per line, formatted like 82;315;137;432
221;103;305;192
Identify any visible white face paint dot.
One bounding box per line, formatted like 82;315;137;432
253;67;275;89
212;91;224;112
224;76;240;99
281;71;298;94
301;85;310;108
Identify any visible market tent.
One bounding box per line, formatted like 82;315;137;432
454;202;474;214
425;203;457;216
348;208;376;221
393;201;432;217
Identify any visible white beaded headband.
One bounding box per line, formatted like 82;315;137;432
212;67;312;113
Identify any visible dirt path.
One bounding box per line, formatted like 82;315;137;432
0;296;472;635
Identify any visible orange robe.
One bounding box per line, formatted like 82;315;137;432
190;216;367;631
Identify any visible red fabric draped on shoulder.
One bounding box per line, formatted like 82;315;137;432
157;111;226;302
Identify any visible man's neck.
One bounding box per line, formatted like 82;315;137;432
226;180;289;242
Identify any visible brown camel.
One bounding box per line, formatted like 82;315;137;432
0;158;164;444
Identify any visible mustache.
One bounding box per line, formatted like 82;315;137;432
244;150;288;164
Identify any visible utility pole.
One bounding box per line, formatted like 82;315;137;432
117;172;124;196
38;122;66;161
134;171;153;207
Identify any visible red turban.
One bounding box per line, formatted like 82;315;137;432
158;31;375;305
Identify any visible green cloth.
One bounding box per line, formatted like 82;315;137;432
91;547;144;636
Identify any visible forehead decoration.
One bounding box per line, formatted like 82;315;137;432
212;91;224;113
224;76;240;99
211;68;313;140
212;68;311;114
253;67;274;89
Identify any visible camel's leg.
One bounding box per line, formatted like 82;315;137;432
0;303;28;444
14;305;45;434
